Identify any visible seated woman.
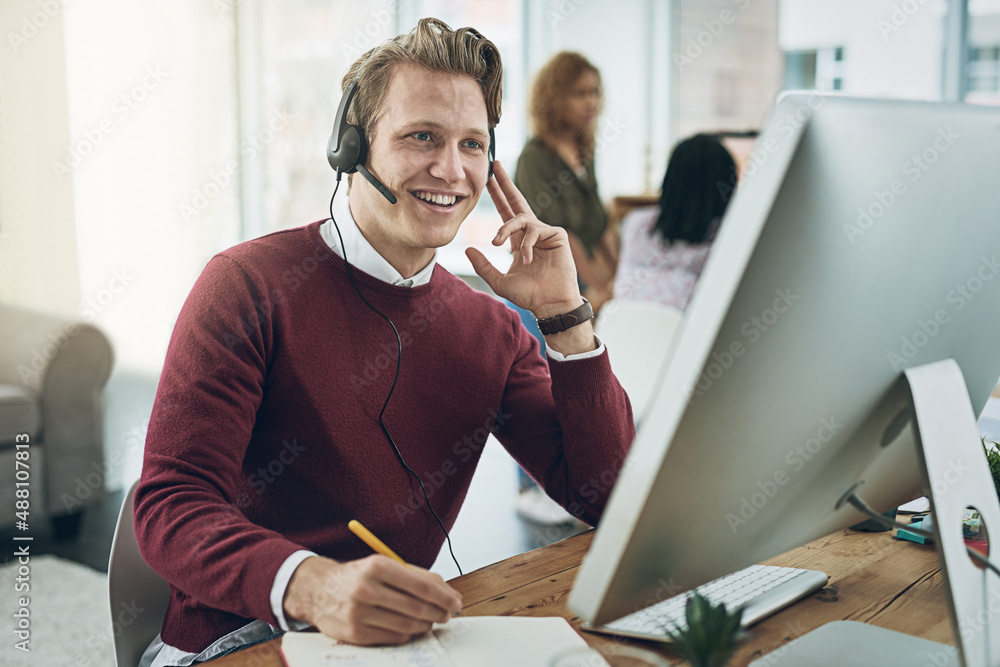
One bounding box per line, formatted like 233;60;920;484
613;134;738;311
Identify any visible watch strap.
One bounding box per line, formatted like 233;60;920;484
535;298;594;336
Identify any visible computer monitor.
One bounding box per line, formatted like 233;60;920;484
568;94;1000;645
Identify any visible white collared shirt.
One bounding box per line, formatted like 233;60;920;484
319;194;438;288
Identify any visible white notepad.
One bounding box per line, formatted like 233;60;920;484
280;616;608;667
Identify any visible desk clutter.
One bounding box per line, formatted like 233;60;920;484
896;507;990;554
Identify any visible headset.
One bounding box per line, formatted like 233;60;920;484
325;67;498;576
326;78;496;201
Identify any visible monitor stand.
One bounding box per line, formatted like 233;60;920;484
751;359;1000;667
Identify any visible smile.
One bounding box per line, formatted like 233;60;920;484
411;190;463;208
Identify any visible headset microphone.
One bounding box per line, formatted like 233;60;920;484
356;164;398;204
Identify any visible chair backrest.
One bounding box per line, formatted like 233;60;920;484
108;479;171;667
596;299;684;423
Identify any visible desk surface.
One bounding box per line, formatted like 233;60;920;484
209;526;950;666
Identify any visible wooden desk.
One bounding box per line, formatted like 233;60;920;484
610;194;659;224
209;527;950;666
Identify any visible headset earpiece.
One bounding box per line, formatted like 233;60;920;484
327;81;365;174
327;79;397;203
327;124;364;174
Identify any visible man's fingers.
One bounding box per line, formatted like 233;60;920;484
519;226;541;265
492;161;532;217
322;612;414;646
297;556;462;648
493;217;562;265
493;215;531;248
359;556;462;616
465;247;504;293
355;577;454;624
358;605;436;637
487;172;515;221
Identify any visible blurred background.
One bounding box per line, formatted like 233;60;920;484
1;0;998;573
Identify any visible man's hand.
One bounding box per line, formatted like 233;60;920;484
465;161;583;320
284;555;462;645
466;161;597;355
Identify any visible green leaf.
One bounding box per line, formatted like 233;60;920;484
981;437;1000;497
664;592;745;667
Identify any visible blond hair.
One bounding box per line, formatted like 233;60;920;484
341;17;503;147
528;51;602;161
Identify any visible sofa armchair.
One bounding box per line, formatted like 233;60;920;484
0;303;113;538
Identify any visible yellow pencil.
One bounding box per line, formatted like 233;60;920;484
348;520;409;567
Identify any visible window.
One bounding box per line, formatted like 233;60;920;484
966;2;1000;103
249;0;400;238
783;47;844;91
784;50;817;89
969;45;1000;92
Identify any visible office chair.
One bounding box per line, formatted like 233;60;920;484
595;299;684;422
108;479;171;667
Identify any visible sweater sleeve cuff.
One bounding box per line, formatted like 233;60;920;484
545;335;605;362
547;339;624;400
270;550;319;631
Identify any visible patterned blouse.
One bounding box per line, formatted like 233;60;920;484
613;206;712;311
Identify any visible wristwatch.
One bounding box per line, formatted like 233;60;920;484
535;297;594;336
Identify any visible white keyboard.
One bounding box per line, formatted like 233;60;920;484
583;564;828;643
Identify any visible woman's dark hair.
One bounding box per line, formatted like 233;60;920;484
654;134;738;244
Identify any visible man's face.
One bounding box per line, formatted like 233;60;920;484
350;62;491;277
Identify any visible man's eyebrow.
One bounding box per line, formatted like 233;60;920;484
402;120;489;139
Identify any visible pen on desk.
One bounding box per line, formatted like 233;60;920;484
348;519;409;568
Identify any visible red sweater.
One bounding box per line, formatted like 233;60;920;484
134;221;634;652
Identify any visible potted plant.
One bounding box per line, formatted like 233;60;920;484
663;593;745;667
983;437;1000;499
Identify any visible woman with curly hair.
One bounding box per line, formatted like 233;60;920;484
515;51;616;313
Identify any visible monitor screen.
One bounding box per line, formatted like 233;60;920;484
569;94;1000;626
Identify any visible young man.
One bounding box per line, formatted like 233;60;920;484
135;18;633;665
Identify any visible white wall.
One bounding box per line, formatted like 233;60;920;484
2;2;242;376
61;0;240;376
0;0;81;316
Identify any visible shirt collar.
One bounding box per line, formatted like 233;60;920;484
319;193;437;288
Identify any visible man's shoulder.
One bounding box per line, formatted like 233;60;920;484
214;221;330;273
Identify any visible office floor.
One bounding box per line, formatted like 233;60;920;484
0;370;585;575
